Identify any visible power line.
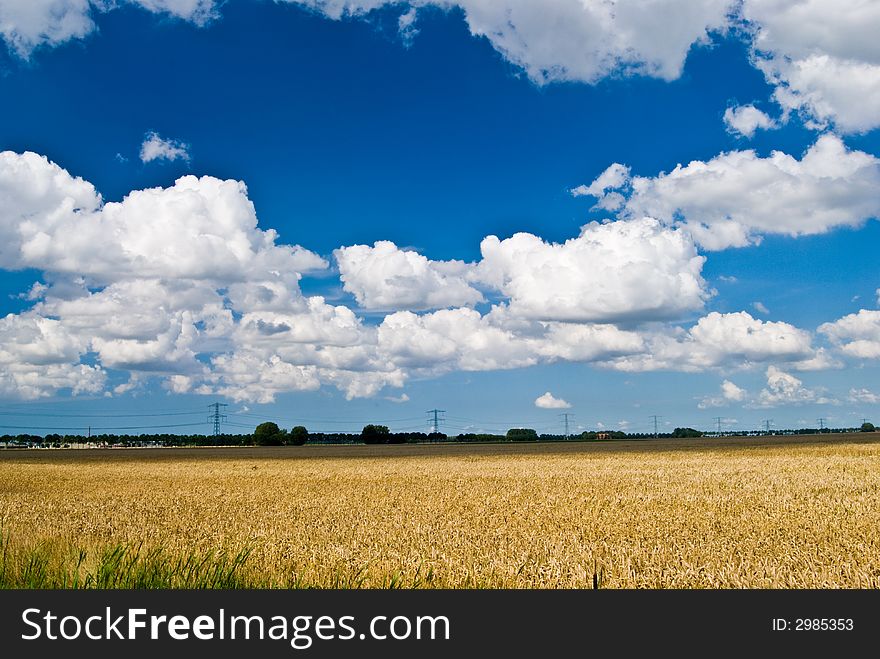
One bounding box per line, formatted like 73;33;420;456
0;411;203;418
559;412;574;439
0;422;207;432
426;409;446;434
207;402;228;437
229;412;426;424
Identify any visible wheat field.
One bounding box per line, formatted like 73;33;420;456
1;434;879;588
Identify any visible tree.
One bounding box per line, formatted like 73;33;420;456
253;422;284;446
289;425;309;446
861;422;876;433
506;428;538;441
362;424;390;444
672;427;703;438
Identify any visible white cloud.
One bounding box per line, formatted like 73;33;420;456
3;0;877;141
0;311;104;399
721;379;746;402
112;373;143;396
206;352;322;404
0;150;102;271
385;393;410;403
139;131;191;164
743;0;880;133
397;6;418;44
848;388;880;405
284;1;735;84
534;391;571;409
337;220;708;322
723;103;778;138
698;379;746;409
755;365;831;408
376;307;538;373
0;149;848;402
334;241;482;310
373;305;645;379
0;150;326;281
0;150;343;400
604;311;816;372
752;301;769;315
476;218;707;322
0;0;217;58
2;1;739;86
130;0;216;23
534;321;646;363
578;135;880;250
819;309;880;359
571;163;630;200
787;348;841;372
0;0;94;58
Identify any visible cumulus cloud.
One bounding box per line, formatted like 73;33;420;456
604;311;817;372
476;218;707;323
140;131;191;164
0;0;95;58
376;307;538;373
0;0;217;57
819;309;880;359
742;0;880;133
0;150;660;399
0;150;326;281
373;305;649;379
570;163;630;204
534;391;571;409
335;220;708;323
334;241;482;310
283;0;735;84
698;378;747;409
723;103;778;138
721;379;747;402
577;135;880;250
2;1;739;87
0;150;337;399
848;388;880;405
4;0;878;141
754;365;833;408
0;311;104;399
0;149;845;402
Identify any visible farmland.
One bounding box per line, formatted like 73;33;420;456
1;434;879;588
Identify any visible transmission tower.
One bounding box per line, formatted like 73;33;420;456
208;402;228;436
817;417;826;431
650;415;661;438
762;419;773;434
426;409;446;434
559;412;574;439
713;416;723;436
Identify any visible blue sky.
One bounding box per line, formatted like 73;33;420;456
1;1;879;436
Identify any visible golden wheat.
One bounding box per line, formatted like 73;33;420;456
2;435;879;588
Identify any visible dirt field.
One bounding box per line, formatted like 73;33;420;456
2;433;879;588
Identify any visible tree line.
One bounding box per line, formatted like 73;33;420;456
2;422;875;448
